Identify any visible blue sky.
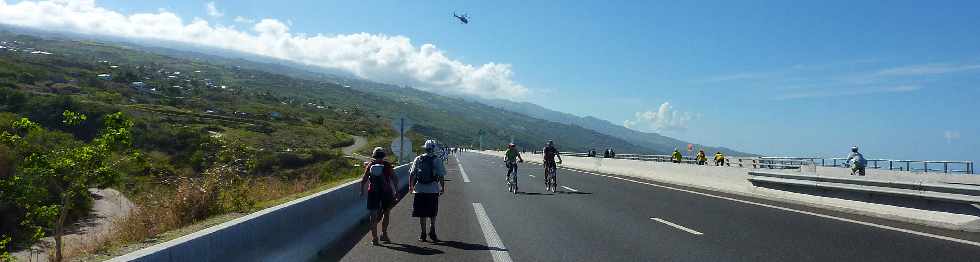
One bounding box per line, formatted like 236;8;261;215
3;0;978;165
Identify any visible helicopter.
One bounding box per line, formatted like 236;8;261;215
453;12;470;24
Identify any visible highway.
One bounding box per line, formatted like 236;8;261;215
332;152;980;262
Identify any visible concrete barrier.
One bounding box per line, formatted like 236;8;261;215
111;164;411;262
748;171;980;205
749;171;980;198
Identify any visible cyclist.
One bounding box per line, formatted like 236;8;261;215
504;143;524;183
542;140;562;184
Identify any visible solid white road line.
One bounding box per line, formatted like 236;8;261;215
651;217;704;236
561;186;579;192
528;174;535;178
473;203;513;262
557;167;980;248
455;155;471;183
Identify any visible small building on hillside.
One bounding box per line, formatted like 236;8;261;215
130;81;146;90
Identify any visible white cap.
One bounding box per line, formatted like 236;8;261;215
424;140;438;151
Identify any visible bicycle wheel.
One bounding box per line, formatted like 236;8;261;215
512;171;519;194
552;168;558;192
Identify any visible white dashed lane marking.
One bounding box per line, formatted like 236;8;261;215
473;203;513;262
651;217;703;236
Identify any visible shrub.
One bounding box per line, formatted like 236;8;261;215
0;145;10;178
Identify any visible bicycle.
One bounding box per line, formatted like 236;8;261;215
544;161;560;192
506;160;521;194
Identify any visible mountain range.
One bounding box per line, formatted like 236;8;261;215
1;25;751;156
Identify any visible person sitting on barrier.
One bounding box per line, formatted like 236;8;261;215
609;148;616;158
409;140;447;242
588;148;597;157
603;149;611;158
671;149;683;163
360;147;399;245
696;150;707;165
714;151;725;166
847;146;867;176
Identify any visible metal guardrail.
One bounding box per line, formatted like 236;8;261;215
761;157;974;174
528;151;974;175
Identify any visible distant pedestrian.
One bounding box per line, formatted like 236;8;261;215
603;149;611;158
696;150;707;165
360;147;399;245
671;149;683;163
409;140;447;242
588;148;597;157
847;146;867;176
608;148;616;158
714;152;725;166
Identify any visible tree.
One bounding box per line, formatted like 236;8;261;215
0;110;136;262
1;235;13;262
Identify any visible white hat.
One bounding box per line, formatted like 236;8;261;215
424;140;438;151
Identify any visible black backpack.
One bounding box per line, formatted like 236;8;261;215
415;154;438;184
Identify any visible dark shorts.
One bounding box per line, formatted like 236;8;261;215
412;193;440;217
544;160;557;169
367;190;394;210
852;166;866;176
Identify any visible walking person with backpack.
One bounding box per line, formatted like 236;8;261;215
360;147;399;245
409;140;447;242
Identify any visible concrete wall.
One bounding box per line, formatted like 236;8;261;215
111;164;410;262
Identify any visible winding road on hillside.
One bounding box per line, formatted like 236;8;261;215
333;152;980;262
342;135;369;156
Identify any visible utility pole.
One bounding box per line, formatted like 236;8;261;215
400;117;405;161
478;129;484;151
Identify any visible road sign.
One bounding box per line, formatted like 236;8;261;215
391;137;413;162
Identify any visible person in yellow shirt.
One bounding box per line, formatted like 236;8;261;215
714;152;726;166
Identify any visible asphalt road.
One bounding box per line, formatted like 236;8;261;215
334;152;980;262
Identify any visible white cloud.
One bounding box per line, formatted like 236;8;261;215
623;119;637;129
695;60;978;100
233;16;254;24
206;1;223;18
697;72;774;83
874;63;980;77
944;130;960;144
775;85;922;100
624;102;696;132
0;0;528;99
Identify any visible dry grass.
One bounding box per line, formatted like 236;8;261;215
48;231;112;262
60;163;358;261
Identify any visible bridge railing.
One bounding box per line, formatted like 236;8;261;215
528;151;712;165
527;151;974;175
761;157;974;174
